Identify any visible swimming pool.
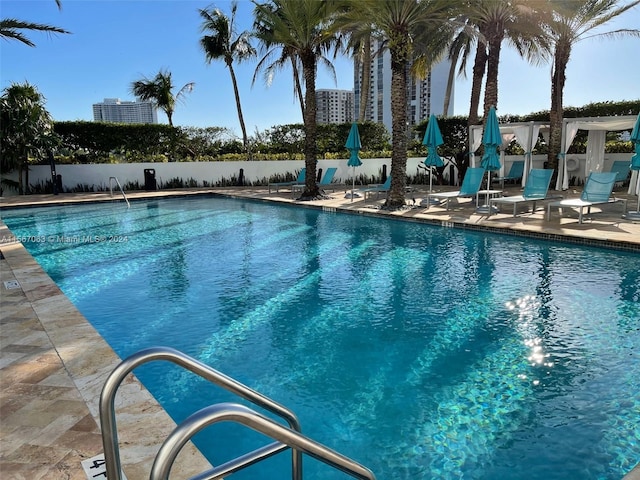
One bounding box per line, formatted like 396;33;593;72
2;196;639;480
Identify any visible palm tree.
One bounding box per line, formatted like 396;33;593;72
341;17;376;123
463;1;550;125
130;69;194;127
0;19;69;46
545;0;640;183
442;16;476;117
199;1;256;155
0;0;69;47
252;0;343;199
466;22;489;126
0;82;56;194
251;2;325;122
481;2;550;117
251;25;306;119
337;0;459;209
357;33;372;122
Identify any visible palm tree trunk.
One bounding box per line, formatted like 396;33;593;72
16;149;28;194
301;52;319;198
386;38;409;209
442;50;458;117
548;41;570;187
468;34;487;126
18;162;24;195
483;29;503;116
291;58;305;119
24;158;29;194
359;34;371;122
228;63;250;158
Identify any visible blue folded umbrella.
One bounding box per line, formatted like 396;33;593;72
481;106;501;172
423;114;444;168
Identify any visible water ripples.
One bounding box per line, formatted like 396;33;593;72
3;197;640;480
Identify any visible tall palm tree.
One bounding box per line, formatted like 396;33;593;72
466;20;490;126
357;33;372;122
0;82;56;194
199;1;256;155
464;1;550;125
481;2;550;117
442;16;477;117
342;20;376;122
337;0;459;209
252;23;306;119
130;69;194;127
545;0;640;182
253;0;343;199
0;0;69;47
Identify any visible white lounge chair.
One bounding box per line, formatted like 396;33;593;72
424;167;484;210
268;168;305;193
291;167;338;196
493;160;524;188
546;171;627;223
360;176;391;200
489;169;562;217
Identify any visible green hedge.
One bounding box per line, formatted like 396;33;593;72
48;100;637;164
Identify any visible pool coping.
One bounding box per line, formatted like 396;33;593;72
1;187;639;479
0;220;211;479
2;187;639;252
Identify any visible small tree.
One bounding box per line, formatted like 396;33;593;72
0;82;57;194
130;69;194;127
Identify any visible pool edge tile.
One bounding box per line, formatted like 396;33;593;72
0;220;212;479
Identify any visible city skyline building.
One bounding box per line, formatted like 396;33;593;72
315;89;355;125
92;98;158;124
353;40;453;136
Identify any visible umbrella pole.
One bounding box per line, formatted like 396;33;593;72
486;171;491;205
351;166;355;203
476;170;496;214
627;174;640;220
429;167;433;194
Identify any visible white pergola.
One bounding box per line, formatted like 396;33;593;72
555;115;637;191
469;121;549;187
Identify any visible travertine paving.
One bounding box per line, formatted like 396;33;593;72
1;185;639;480
0;216;211;478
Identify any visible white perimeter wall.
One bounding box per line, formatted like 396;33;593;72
10;158;427;193
3;153;633;195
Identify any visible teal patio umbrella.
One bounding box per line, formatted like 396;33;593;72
422;114;444;196
479;106;502;212
626;113;640;219
345;122;363;202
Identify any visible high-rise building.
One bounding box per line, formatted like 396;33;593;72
315;89;355;124
92;98;158;124
353;40;453;135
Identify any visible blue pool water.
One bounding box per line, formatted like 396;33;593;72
2;196;639;480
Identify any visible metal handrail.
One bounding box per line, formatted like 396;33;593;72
108;176;130;208
99;346;303;480
150;402;377;480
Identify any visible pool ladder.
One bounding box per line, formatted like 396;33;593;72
100;346;376;480
108;176;130;208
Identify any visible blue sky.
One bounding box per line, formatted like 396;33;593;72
2;0;639;139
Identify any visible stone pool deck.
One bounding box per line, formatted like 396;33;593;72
1;184;639;479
